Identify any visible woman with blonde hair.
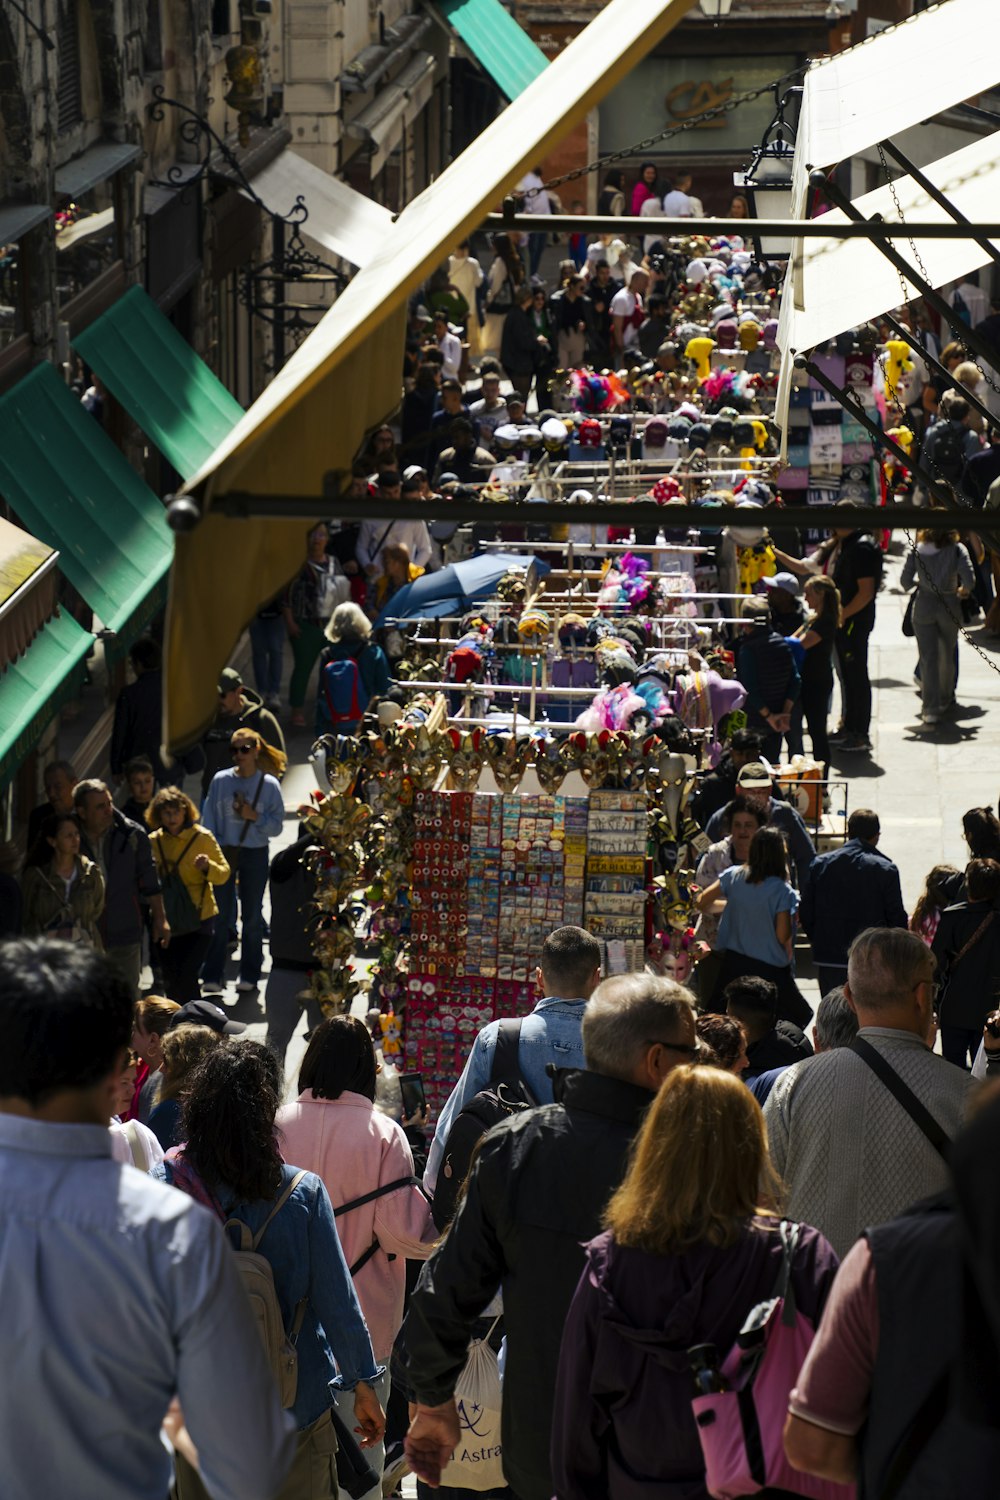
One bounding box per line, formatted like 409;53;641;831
146;789;231;1004
200;729;287;996
793;573;841;772
146;1022;222;1151
901;522;974;725
372;542;424;615
315;601;390;736
551;1067;839;1500
130;994;182;1120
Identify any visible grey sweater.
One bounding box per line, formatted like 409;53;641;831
901;539;975;596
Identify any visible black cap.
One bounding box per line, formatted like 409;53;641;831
169;999;247;1035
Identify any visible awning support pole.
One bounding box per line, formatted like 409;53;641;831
811;171;1000;378
879;138;1000;272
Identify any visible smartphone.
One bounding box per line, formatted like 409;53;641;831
399;1072;426;1120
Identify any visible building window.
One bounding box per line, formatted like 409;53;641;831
57;0;83;134
212;0;231;36
144;0;163;71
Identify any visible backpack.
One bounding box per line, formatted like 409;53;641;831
320;653;364;727
486;266;514;315
929;422;966;483
952;289;971;326
224;1169;309;1408
690;1221;852;1500
431;1019;536;1232
153;831;203;936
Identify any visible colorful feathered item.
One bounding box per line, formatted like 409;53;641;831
570;368;630;414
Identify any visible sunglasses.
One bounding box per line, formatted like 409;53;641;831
645;1038;700;1060
232;745;255;756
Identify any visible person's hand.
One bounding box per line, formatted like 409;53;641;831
402;1105;428;1130
984;1012;1000;1054
193;852;210;873
153;912;171;948
351;1381;387;1449
238;800;259;823
345;560;359;575
405;1400;460;1487
287;620;301;640
162;1399;200;1470
366;564;378;579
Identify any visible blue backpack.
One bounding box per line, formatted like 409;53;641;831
320;654;364;727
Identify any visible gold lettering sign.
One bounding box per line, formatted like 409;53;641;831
664;77;734;128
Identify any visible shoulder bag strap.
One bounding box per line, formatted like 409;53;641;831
852;1038;951;1162
250;1167;309;1250
238;772;266;847
490;1016;538;1104
951;909;996;969
334;1175;423;1218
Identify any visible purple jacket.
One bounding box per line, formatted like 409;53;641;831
551;1221;839;1500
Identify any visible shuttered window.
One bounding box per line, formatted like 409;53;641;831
57;0;82;134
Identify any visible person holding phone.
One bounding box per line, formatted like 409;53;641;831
277;1017;437;1500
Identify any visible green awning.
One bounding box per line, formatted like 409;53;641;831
74;286;245;481
0;363;173;660
434;0;548;100
0;610;93;790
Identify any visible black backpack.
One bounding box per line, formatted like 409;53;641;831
431;1019;536;1232
930;422;966;483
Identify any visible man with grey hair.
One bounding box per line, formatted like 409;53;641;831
764;927;970;1257
748;986;858;1106
403;974;697;1500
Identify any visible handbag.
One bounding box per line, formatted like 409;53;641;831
154;831;204;936
901;593;916;637
331;1406;381;1499
438;1316;504;1492
690;1222;855;1500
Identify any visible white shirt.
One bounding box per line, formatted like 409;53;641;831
517;171;551;215
448;253;483;310
356;518;433;573
663;188;694;217
610;286;643;348
109;1117;165;1171
639;194;664;254
952;280;989;327
438;328;463;379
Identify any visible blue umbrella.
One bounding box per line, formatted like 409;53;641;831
374;553;549;626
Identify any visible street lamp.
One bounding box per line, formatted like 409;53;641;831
696;0;734;16
735;86;800;265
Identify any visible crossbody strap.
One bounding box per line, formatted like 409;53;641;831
335;1174;425;1277
852;1038;951;1162
156;829;200;877
238;773;266;846
951;909;996;969
489;1017;539;1105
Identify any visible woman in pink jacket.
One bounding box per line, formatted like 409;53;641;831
276;1016;437;1496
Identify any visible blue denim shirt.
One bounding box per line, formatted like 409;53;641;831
156;1161;381;1429
424;996;587;1194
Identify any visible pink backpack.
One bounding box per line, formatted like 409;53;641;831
691;1222;855;1500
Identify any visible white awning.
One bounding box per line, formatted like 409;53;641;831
242;150;394;269
166;0;697;750
55;206;115;250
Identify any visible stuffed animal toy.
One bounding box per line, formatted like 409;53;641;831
379;1008;403;1062
882;338;915;408
685;335;716;383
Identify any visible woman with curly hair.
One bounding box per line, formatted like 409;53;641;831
146;789;230;1004
156;1040;385;1500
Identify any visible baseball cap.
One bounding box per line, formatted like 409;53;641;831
402;464;427;481
218;667;242;693
736;762;773;790
169;999;247;1035
762;571;802;597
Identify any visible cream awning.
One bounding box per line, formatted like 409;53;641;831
165;0;698;750
243;149;395;268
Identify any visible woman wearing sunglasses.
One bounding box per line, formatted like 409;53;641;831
200;730;287;997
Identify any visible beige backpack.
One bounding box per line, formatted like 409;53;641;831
225;1169;308;1408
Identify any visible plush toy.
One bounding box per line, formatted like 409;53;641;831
882;338;915;409
379;1007;403;1062
685;335;716;384
739;319;762;352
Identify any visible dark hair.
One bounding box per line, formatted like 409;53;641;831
129;635;161;673
696;1013;746;1070
724;974;778;1027
911;863;961;932
730;728;764;755
746;826;788;884
725;796;768;829
540;925;602;994
0;939;133;1106
947;397;970;423
966;858;1000;904
298;1016;377;1101
182;1040;284;1202
963;807;1000;860
125;757;155;779
646;293;667;315
377;470;401;489
604;169;624;190
848;808;880;842
440;377;462;395
24;812;79;868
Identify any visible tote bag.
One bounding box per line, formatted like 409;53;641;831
439;1317;504;1492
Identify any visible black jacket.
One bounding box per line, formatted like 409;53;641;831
77;808;160;949
501;305;544;376
744;1019;813;1080
932;899;1000;1031
799;838;908;966
403;1068;653;1500
269;834;317;971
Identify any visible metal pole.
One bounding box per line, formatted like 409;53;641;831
808;171;1000;377
879;138;1000;272
488;211;1000;239
798;357;957;511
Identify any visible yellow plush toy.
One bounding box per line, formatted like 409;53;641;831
739;320;762;351
685;336;716;384
883;339;914;407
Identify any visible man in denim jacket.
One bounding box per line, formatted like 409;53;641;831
424;926;601;1196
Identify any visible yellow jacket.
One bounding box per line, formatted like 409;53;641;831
150;826;231;922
